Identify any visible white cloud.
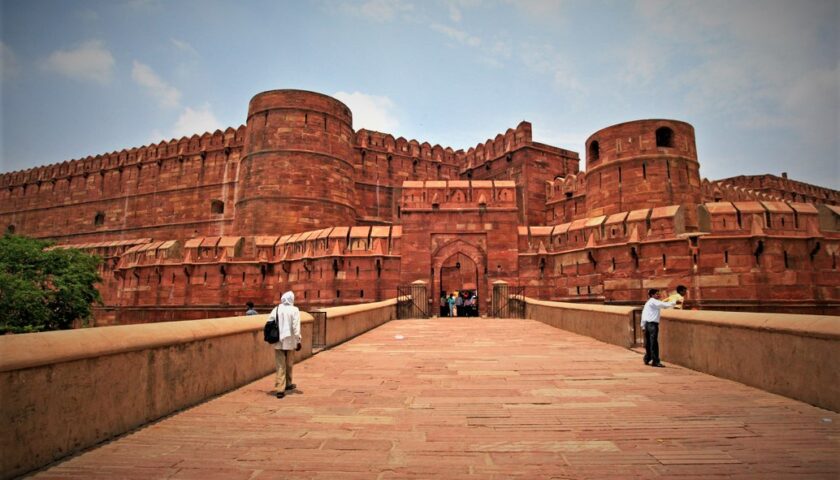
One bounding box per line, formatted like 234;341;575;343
431;23;481;47
503;0;567;21
131;60;181;108
782;66;840;143
172;104;222;138
171;38;198;56
1;42;20;81
633;1;838;145
333;91;400;132
448;4;462;22
42;40;114;85
521;42;587;95
337;0;414;22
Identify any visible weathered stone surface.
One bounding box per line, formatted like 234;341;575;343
1;91;838;321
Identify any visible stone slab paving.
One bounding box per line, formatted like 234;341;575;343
34;319;838;479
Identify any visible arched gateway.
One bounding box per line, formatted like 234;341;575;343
432;240;487;316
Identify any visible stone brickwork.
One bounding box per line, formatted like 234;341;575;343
1;89;838;321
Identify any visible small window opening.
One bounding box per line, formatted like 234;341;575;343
356;266;360;277
360;290;364;298
724;250;729;264
736;210;742;228
754;240;764;266
211;200;224;214
810;242;821;261
765;211;772;228
94;212;105;226
304;291;308;299
618;166;622;186
588;140;600;161
336;290;341;298
642;162;647;180
783;251;789;269
662;254;667;267
611;257;616;271
655;127;674;147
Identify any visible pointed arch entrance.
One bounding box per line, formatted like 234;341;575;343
431;240;487;317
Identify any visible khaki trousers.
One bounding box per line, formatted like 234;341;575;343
274;349;295;391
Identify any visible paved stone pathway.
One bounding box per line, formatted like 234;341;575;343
35;319;838;479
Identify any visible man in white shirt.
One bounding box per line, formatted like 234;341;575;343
641;288;676;367
269;291;302;398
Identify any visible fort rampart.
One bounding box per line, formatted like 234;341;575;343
1;89;838;319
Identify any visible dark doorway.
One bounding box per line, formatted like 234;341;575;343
439;253;480;317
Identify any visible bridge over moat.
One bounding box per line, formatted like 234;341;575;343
28;318;839;479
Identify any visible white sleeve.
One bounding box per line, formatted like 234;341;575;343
293;310;301;341
655;299;676;309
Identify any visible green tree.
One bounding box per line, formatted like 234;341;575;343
0;234;102;333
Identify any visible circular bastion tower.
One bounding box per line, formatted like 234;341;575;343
584;119;702;226
235;90;357;235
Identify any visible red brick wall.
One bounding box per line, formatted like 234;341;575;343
235;90;357;236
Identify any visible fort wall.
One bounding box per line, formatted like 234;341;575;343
0;127;245;242
2;89;838;321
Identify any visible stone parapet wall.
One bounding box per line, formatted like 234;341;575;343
516;202;840;312
316;298;397;347
660;309;840;412
0;299;396;479
519;297;840;412
521;297;637;347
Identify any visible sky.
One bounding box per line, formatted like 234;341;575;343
1;0;838;188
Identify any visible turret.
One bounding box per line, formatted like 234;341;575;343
584;119;702;226
234;90;357;235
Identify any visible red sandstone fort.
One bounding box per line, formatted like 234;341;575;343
1;89;838;322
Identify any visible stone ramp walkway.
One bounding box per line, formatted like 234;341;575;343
35;319;838;479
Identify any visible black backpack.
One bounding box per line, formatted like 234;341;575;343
263;308;279;343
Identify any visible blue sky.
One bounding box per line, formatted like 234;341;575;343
1;0;838;188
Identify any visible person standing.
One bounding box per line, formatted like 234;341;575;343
641;289;676;367
245;301;258;316
664;285;688;309
269;291;301;398
447;293;457;318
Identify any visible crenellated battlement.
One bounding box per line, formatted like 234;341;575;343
401;180;517;211
0;126;246;188
3;88;837;321
715;174;840;206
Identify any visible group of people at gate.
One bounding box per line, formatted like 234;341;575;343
440;290;478;317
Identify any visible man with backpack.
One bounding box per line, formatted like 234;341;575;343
268;291;301;399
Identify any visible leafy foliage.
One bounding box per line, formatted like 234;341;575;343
0;235;102;333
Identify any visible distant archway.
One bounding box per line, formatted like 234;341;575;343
431;240;487;316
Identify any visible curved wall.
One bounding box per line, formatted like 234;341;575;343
584;120;702;218
235;90;358;235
